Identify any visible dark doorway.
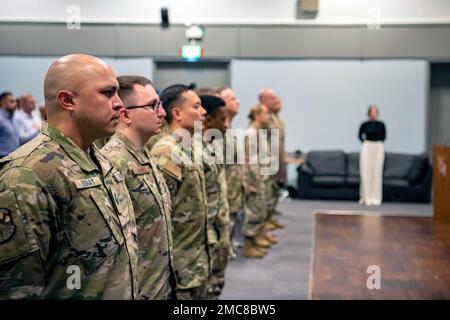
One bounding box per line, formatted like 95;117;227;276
153;60;230;93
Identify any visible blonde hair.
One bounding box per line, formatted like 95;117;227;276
367;104;379;117
248;103;266;122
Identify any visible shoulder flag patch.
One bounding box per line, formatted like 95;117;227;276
157;156;182;181
0;208;15;244
132;166;151;175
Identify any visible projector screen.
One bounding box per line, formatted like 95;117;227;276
231;59;429;155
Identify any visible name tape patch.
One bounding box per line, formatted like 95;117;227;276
74;176;102;189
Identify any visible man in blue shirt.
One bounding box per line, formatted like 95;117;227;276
0;91;20;157
13;93;42;145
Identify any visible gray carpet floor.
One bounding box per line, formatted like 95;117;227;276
220;199;433;300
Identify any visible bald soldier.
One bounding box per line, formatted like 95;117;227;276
101;76;177;300
259;89;286;230
151;84;210;300
0;54;139;299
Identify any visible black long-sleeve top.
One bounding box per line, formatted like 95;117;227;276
358;120;386;142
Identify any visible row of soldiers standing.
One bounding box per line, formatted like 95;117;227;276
0;54;285;300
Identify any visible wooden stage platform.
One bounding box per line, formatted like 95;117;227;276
309;212;450;299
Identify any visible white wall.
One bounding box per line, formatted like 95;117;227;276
231;59;429;155
1;0;450;24
0;56;56;105
1;57;429;154
0;56;154;105
0;56;430;188
106;58;154;82
231;59;429;186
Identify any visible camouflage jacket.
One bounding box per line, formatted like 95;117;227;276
145;122;170;153
223;129;244;214
268;112;285;144
243;124;269;190
101;132;176;300
268;112;286;183
151;133;210;290
203;139;231;247
0;123;138;299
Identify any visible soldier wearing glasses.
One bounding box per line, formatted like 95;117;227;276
101;76;177;300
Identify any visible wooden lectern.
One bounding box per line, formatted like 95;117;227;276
433;145;450;225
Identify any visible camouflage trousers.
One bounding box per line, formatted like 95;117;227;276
207;244;230;299
177;283;209;300
242;189;268;238
265;175;279;215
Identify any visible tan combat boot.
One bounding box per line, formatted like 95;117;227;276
254;233;272;248
269;216;285;229
241;239;265;258
255;246;268;255
264;220;277;231
263;231;279;245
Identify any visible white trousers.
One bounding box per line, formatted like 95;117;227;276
359;141;384;206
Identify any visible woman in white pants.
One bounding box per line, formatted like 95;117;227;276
358;105;386;206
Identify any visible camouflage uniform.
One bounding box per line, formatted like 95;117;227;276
203;138;231;299
242;124;268;238
101;132;177;300
223;129;244;234
145;122;170;153
0;123;138;299
266;112;286;215
93;137;111;150
151;133;210;300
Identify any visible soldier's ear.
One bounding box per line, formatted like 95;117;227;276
204;115;213;129
57;90;76;111
172;106;182;123
119;108;131;124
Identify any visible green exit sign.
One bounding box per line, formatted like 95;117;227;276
181;45;203;62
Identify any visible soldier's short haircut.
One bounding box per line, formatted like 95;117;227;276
200;95;225;117
160;83;196;124
116;75;153;106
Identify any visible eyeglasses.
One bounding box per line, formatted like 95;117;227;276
126;100;163;111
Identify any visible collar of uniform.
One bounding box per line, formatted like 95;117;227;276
145;149;159;167
91;144;114;177
41;122;102;174
113;132;150;165
170;130;193;155
248;123;258;130
162;133;192;165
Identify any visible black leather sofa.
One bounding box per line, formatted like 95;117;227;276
297;150;432;202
